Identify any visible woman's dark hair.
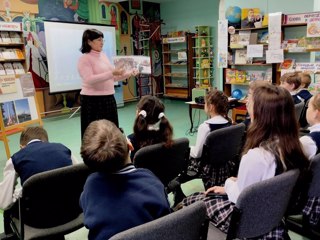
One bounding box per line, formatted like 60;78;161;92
80;29;104;54
133;96;173;149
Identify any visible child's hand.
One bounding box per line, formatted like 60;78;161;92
204;186;226;195
228;177;237;182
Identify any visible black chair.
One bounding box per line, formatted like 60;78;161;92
133;138;190;189
109;201;208;240
207;169;300;240
286;154;320;239
295;101;305;123
9;164;91;240
200;123;246;189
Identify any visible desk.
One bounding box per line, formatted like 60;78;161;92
185;99;244;133
185;101;204;132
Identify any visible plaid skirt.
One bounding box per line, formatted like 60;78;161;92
80;94;119;137
183;192;289;240
188;158;232;190
303;196;320;227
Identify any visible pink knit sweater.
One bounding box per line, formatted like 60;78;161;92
78;50;130;96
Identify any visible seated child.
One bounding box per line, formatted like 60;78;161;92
297;73;313;128
127;95;173;160
297;73;313;102
189;90;231;174
300;93;320;160
80;120;171;240
0;126;75;238
170;90;232;204
182;84;308;238
280;72;302;104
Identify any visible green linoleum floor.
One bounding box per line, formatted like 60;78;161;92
0;99;310;239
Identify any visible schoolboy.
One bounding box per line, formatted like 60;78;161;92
280;72;303;104
0;126;76;239
80;120;170;240
297;73;313;102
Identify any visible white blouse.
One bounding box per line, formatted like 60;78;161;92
300;123;320;160
190;115;229;159
224;147;276;203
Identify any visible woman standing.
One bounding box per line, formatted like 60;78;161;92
78;29;134;137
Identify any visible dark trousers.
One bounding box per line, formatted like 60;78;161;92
80;94;119;138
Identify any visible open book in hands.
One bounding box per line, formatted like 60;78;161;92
113;55;151;75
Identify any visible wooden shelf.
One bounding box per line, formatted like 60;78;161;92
0;42;24;47
235;26;268;31
162;33;194;100
229;63;272;66
225;82;250;86
164;73;188;78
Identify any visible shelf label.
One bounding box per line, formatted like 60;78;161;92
283;12;320;25
162;37;186;43
0;22;21;32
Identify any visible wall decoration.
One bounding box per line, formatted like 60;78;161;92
129;0;142;14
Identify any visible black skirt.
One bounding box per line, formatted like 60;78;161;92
80;94;119;137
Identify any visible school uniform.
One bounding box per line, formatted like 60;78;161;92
188;116;231;187
300;123;320;160
183;147;289;239
80;164;170;240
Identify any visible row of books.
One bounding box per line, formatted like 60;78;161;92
230;31;268;48
0;48;24;60
0;62;25;75
0;31;22;44
283;37;320;50
226;68;272;83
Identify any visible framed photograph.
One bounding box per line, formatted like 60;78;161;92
129;0;142;14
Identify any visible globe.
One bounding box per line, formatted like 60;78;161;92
232;89;243;100
225;6;241;24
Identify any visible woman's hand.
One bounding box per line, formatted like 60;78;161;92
204;186;226;195
131;68;139;76
113;67;125;76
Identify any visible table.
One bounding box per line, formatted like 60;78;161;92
185;101;204;133
185;98;245;133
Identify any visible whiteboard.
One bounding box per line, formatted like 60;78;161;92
44;21;117;93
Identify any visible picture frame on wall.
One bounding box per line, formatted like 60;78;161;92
129;0;143;14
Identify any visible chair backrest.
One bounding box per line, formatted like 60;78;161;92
309;153;320;197
295;101;305;121
109;201;208;240
202;123;246;168
133;138;189;187
299;98;310;128
227;169;300;239
20;163;91;228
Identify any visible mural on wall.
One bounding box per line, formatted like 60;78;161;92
22;12;48;88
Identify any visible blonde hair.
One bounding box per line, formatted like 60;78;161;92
20;126;48;146
311;92;320;111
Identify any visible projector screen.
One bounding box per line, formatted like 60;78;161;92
44;21;117;93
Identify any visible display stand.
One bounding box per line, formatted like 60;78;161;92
0;73;42;158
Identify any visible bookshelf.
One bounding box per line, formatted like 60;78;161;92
193;26;214;89
223;25;277;97
0;22;26;77
0;22;42;158
162;33;194;99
